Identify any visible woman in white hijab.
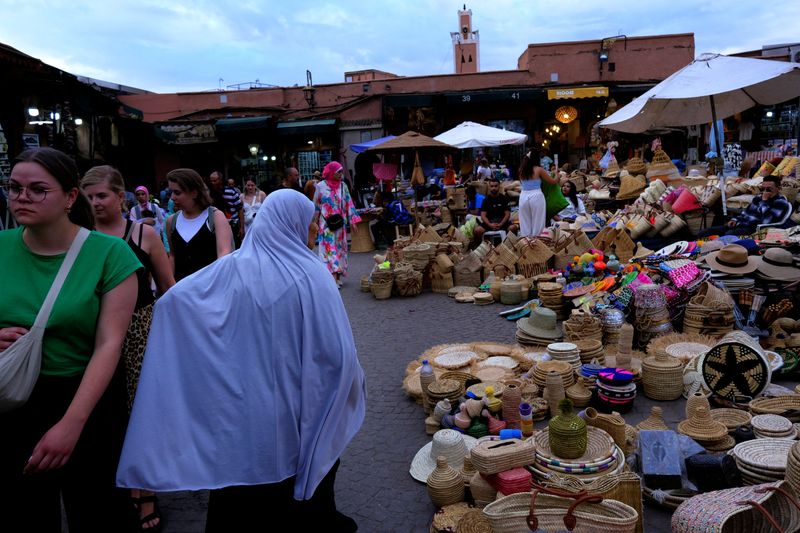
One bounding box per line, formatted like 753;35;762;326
117;189;366;532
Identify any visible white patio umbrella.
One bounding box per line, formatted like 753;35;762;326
599;54;800;134
434;121;527;148
599;53;800;215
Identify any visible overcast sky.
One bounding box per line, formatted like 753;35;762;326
2;1;797;93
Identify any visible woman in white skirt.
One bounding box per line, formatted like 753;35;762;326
517;151;559;237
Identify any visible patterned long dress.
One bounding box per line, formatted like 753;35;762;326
314;179;361;276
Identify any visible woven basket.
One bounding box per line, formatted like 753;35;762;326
671;480;800;533
483;490;638;533
455;269;482;288
750;396;800;422
370;279;393;300
469;472;497;507
642;351;684;401
542;472;644;533
712;408;753;433
637;406;669;431
566;381;593;408
394;269;423;297
469;438;536;475
456;508;493;533
549;399;588;459
360;275;371;292
682;209;714;236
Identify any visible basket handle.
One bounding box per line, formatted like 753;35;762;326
735;499;785;533
755;485;800;515
526;487;602;531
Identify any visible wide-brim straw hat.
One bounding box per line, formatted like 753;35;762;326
410;429;477;482
757;248;800;280
705;244;759;274
517;307;562;340
697;239;724;259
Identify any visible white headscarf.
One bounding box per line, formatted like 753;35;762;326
117;189;366;500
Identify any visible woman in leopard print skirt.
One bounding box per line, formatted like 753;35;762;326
82;166;175;532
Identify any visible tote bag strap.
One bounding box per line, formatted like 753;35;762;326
31;227;90;331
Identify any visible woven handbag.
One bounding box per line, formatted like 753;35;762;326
672;481;800;533
469;438;535;475
483;485;638;533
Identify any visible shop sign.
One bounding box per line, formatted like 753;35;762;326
547;87;609;100
159;123;217;144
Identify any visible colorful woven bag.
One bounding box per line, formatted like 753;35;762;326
671;481;800;533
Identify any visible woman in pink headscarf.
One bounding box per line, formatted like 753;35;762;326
130;185;165;235
313;162;360;287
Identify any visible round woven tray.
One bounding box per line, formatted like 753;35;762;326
473;366;513;383
711;408;752;432
534;426;615;464
433;351;479;369
448;286;478;298
475;356;518;370
752;414;793;434
732;438;794;472
456;508;492;533
466;382;505;398
471;342;514;357
530;445;624;481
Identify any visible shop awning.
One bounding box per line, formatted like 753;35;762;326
276;118;337;135
215;116;271;133
547;86;609;100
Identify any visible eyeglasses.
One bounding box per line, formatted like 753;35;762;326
4;183;61;203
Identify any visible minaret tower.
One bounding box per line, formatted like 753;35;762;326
450;5;480;74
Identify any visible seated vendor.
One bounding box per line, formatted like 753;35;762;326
473;178;519;243
698;175;793;237
553;181;586;222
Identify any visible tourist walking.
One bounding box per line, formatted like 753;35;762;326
313;161;361;287
130;185;165;235
240;178;266;231
117;189;366;533
165;168;234;281
208;170;244;246
81;164;175;531
0;147;140;532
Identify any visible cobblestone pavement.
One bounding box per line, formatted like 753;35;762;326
133;250;795;533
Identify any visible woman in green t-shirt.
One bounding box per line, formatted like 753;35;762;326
0;147;140;532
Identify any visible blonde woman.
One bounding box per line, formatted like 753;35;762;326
81;165;175;531
240;178;266;231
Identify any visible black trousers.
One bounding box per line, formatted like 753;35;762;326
0;372;132;533
205;459;357;532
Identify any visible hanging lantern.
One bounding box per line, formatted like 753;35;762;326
555;105;578;124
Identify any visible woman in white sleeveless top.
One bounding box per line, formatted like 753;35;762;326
241;178;266;231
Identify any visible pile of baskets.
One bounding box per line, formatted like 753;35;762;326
683;282;735;336
370;268;394;300
394;262;423;297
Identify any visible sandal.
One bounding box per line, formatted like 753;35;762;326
131;494;163;532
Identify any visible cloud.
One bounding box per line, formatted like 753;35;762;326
0;0;798;93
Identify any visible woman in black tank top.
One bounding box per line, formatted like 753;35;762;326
81;166;175;531
165;169;234;281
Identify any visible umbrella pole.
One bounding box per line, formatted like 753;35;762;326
710;95;727;217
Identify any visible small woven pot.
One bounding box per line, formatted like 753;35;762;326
549;399;588;459
642;351;683;401
636;406;669;431
582;407;627;449
469;472;497;507
686;391;711;419
501;383;522;429
427;456;465;508
565;380;592;408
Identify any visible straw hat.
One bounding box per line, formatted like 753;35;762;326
410;429;478;482
705;244;759;274
625;156;648;176
757;248;800;281
697;240;724;259
517;307;562;340
616;173;647;200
